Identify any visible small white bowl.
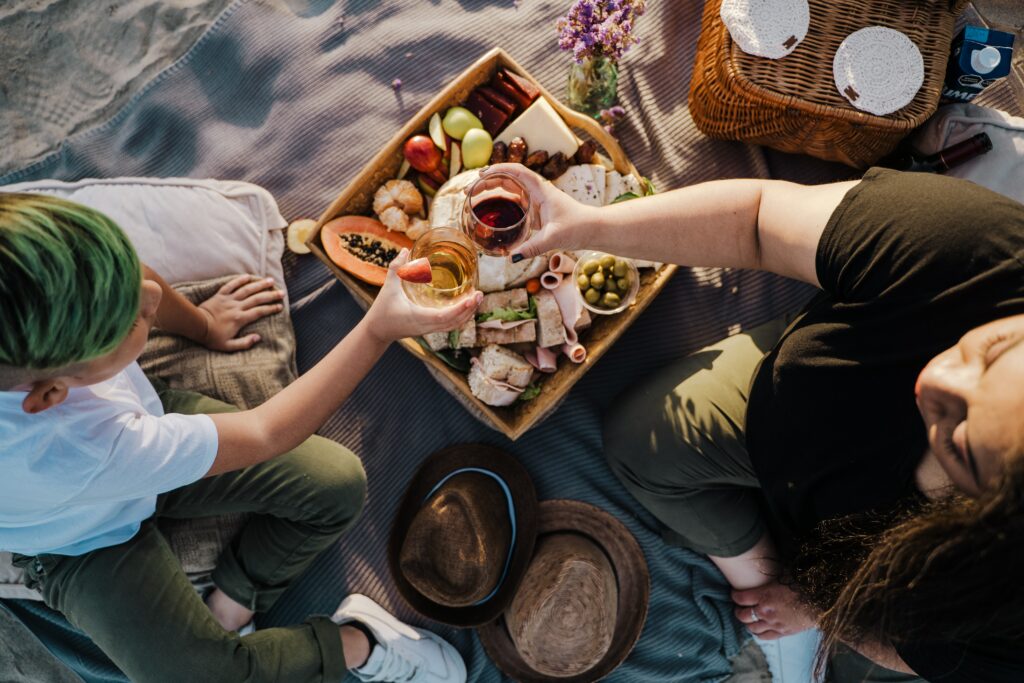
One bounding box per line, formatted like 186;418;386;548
572;251;639;315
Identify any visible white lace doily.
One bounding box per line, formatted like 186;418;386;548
720;0;810;60
833;27;924;116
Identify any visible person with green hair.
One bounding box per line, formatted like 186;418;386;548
0;193;476;683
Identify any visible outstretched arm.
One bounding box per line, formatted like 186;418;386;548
204;252;481;476
485;164;858;287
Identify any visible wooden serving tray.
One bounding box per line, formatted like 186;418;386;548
309;47;677;440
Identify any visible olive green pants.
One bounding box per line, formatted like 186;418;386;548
603;318;921;683
16;388;366;683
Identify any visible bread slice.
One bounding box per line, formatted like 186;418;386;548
479;344;534;388
476;320;536;345
423;331;449;352
534;290;567;348
478;288;529;315
468;362;521;407
422;317;476;351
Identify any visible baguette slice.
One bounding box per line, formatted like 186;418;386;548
534;290;567;348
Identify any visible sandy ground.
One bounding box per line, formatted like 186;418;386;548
0;0;233;174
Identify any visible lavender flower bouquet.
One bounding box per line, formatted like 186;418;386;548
557;0;646;116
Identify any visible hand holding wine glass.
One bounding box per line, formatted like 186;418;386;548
478;163;596;261
365;248;481;343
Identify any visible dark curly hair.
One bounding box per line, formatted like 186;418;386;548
792;455;1024;676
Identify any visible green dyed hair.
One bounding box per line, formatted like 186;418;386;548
0;193;141;377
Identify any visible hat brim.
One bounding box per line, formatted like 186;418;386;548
477;500;650;682
389;444;539;627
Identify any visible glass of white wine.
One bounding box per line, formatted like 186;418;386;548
401;227;478;307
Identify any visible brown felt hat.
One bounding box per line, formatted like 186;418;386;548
389;444;539;627
477;500;650;682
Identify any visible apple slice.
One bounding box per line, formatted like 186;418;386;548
450;142;463;176
428;112;447;150
418;173;441;197
397;159;411;180
397;257;432;283
286;218;317;255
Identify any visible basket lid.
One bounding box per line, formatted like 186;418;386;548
720;0;809;60
833;27;924;116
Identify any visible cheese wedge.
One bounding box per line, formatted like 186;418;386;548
496;98;579;159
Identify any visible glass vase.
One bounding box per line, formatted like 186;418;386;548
567;56;619;117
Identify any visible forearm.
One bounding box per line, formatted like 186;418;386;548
206;319;389;474
583;179;767;270
710;532;781;590
144;265;209;343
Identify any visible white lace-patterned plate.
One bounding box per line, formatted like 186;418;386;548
720;0;810;60
833;27;924;116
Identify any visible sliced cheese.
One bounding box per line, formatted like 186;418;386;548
620;173;643;197
588;164;606;206
604;170;623;205
496;97;579;159
552;165;603;207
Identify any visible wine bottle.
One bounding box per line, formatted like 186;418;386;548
882;133;993;173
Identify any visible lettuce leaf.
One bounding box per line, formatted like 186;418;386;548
518;382;542;402
476;295;538;323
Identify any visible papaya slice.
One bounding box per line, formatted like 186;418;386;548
321;216;414;287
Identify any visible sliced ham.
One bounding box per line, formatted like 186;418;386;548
552;278;586;334
477;318;536;330
540;271;563;290
525;346;558;373
562;342;586;363
548;252;577;274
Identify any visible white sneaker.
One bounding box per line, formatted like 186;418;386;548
332;594;467;683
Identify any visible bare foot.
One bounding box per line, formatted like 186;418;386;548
340;625;371;669
206;587;255;632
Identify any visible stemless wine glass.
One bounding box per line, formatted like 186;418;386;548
400;227;479;308
461;172;536;257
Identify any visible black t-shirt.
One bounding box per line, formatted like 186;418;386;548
745;169;1024;682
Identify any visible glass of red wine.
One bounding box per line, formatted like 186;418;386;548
461;172;535;257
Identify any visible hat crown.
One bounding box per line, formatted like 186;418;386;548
399;472;512;608
506;533;618;677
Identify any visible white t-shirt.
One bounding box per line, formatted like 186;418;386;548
0;363;218;556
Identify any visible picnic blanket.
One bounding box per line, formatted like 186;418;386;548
0;1;832;681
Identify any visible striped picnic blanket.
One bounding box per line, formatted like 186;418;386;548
0;1;836;681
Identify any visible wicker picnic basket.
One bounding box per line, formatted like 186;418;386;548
689;0;970;168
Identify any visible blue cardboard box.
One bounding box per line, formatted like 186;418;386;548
942;25;1015;102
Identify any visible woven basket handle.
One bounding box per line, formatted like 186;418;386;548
545;97;638;176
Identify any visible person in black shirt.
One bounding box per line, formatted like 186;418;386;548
486;164;1024;682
